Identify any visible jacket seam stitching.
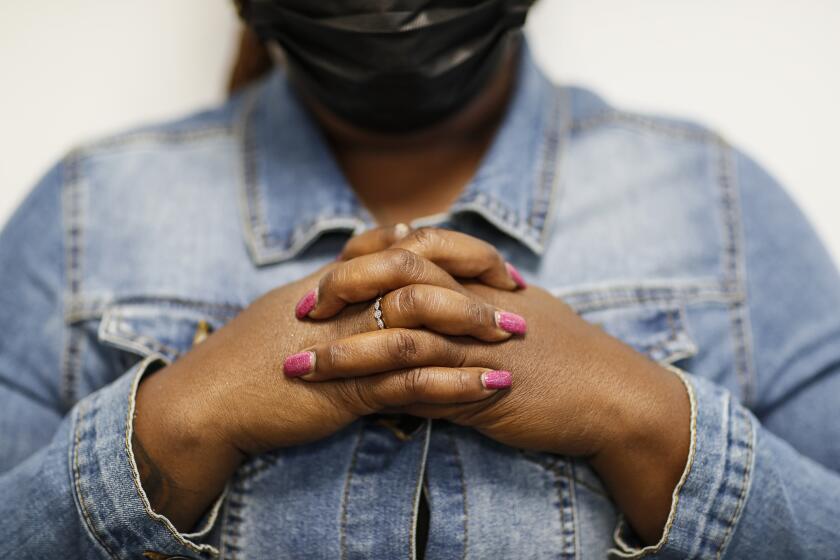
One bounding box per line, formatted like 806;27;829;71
522;454;613;500
717;141;757;405
570;110;721;142
72;400;121;559
219;483;246;560
339;424;365;560
554;283;739;313
66;296;244;324
694;396;735;558
236;88;268;264
528;85;569;246
61;328;84;411
61;153;84;411
72;126;233;157
218;495;233;560
449;431;470;560
237;87;564;263
713;405;755;559
564;461;579;560
550;458;576;559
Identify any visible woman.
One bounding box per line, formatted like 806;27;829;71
2;1;839;558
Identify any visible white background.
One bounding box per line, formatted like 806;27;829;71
2;1;839;261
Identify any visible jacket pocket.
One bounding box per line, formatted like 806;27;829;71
97;300;240;362
559;286;699;365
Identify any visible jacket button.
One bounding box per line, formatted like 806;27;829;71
192;319;213;346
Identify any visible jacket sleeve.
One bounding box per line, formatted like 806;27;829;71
0;160;220;558
612;148;840;559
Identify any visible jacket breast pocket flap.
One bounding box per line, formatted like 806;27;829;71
97;301;239;362
563;290;699;365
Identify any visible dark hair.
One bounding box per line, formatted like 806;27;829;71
228;26;273;94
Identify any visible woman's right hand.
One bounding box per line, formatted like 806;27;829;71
132;228;524;531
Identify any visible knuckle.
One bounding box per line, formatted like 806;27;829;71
386;330;419;366
409;227;436;248
389;248;423;280
403;367;431;397
393;284;420;315
465;301;487;326
444;339;468;367
338;378;378;414
331;380;356;408
389;247;416;268
453;371;474;398
325;343;352;369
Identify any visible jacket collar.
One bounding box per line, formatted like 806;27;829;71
237;42;570;266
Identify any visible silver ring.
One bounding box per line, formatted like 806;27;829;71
373;296;386;329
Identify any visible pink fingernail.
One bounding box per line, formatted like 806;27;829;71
506;262;527;289
295;289;317;319
482;370;512;390
283;351;315;377
496;311;527;335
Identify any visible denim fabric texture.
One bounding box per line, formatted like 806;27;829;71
2;43;840;559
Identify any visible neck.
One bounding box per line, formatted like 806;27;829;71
297;45;520;226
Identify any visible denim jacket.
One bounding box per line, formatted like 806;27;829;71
2;43;840;559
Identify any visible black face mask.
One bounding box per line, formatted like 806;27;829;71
241;1;533;132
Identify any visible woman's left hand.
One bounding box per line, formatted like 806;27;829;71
289;226;694;543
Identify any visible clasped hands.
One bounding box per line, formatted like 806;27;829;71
278;224;635;458
136;225;691;542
